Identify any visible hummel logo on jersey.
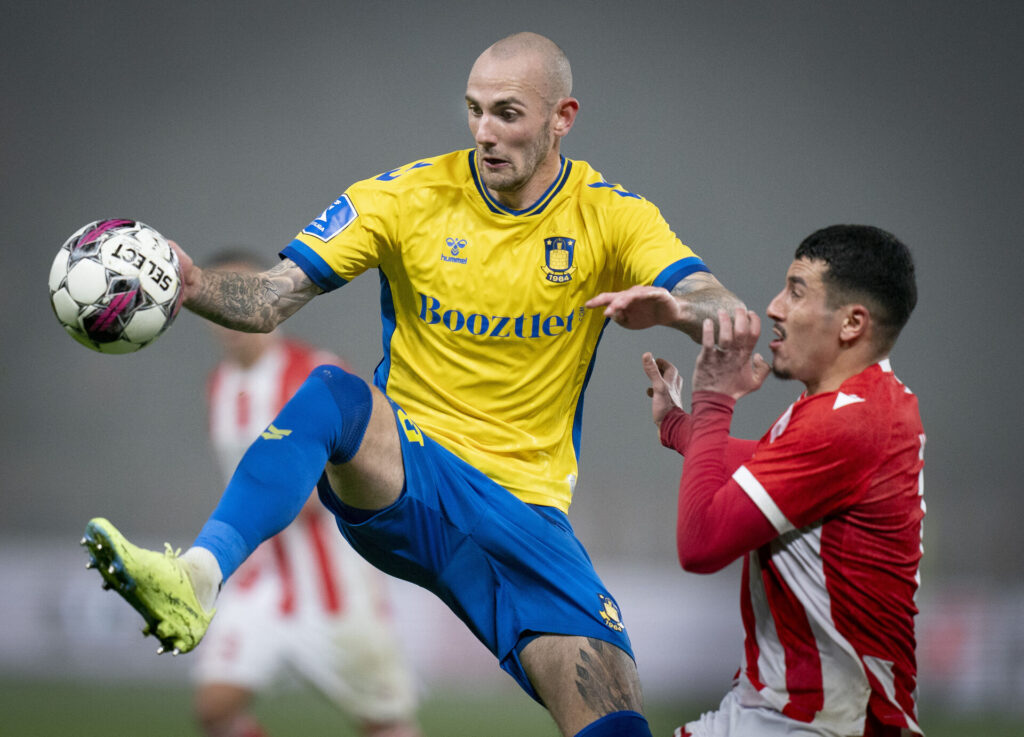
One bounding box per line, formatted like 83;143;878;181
441;237;468;264
260;424;292;440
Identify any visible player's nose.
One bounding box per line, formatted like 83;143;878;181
473;114;498;145
766;290;786;321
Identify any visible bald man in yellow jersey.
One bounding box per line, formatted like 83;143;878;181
83;32;745;737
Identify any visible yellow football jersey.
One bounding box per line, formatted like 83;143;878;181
282;149;709;512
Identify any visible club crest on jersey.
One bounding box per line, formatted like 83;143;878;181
542;237;577;283
598;593;624;632
303;195;358;242
441;237;468;264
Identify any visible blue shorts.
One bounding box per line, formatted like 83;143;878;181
316;399;634;700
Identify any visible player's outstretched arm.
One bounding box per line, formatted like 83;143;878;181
585;272;745;343
172;242;322;332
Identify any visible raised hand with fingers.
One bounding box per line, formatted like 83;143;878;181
586;286;685;331
693;308;772;399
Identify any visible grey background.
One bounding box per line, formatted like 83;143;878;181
3;1;1021;586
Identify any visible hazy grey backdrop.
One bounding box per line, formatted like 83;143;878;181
3;1;1022;585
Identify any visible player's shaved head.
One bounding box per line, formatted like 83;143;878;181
475;32;572;107
465;32;580;209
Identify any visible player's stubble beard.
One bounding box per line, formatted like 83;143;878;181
481;123;556;199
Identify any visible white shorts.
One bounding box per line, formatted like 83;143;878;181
677;688;854;737
193;516;419;724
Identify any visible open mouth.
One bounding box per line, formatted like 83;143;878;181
482;155;509;169
478;148;510;167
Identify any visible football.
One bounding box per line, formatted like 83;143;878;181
48;219;183;354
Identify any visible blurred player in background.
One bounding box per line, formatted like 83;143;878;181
643;225;923;736
194;250;421;737
82;31;746;737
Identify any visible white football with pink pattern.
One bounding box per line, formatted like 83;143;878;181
48;219;182;354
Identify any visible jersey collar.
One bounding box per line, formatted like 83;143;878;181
468;150;573;216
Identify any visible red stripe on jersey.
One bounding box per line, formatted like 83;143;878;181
739;556;765;691
278;341;312;411
236;389;250;428
270;537;296;615
759;550;825;722
864;708;906;737
206;369;223;436
233;558;262;591
278;338;347;410
307;513;344;614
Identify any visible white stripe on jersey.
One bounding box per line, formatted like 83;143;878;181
744;553;788;714
758;525;870;728
863;655;922;734
733;465;794;534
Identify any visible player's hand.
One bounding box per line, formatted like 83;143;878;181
169;241;202;305
585;285;683;330
693;308;772;399
642;352;684;427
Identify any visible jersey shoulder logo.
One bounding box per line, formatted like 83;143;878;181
303;195;358;242
542;237;577;283
833;392;866;410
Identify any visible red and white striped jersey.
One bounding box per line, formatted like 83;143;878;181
731;359;925;734
207;337;341;477
206;338;376;617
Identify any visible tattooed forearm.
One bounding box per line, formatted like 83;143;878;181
187;259;321;332
671;271;746;341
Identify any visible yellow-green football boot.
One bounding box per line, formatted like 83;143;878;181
81;517;214;654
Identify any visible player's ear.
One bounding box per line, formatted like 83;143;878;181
839;304;870;344
552;97;579;138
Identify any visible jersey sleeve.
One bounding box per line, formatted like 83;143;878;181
280;179;396;293
661;404;757;468
735;397;887;533
602;189;710;291
674;392;778;572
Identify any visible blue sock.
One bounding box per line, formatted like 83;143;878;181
193;365;372;579
573;711;652;737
